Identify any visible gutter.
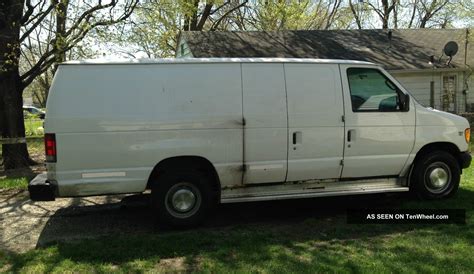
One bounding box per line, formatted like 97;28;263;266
389;67;469;74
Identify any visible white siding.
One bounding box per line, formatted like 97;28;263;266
451;71;466;113
391;72;438;108
467;72;474;111
391;70;470;113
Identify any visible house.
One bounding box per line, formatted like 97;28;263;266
177;29;473;114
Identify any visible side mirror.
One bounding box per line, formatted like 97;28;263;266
399;93;410;111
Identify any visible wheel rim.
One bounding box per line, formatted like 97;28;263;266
165;182;201;218
424;162;451;193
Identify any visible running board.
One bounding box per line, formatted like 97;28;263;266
221;178;409;203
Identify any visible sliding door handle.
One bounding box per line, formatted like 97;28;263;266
347;129;355;142
292;131;302;145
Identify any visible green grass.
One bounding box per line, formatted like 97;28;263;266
0;177;28;190
24;119;43;137
25;136;44;156
0;138;42;192
1;166;474;272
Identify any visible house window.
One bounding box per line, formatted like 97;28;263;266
347;68;402;112
442;75;457;112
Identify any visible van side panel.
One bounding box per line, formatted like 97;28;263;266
241;63;288;184
46;64;243;196
284;64;345;181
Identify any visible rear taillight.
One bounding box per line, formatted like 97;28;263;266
45;133;56;162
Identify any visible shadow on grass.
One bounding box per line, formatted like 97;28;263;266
0;167;36;181
0;137;45;178
7;187;472;272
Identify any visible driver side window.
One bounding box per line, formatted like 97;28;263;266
347;68;402;112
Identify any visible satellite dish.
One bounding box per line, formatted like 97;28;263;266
443;41;458;57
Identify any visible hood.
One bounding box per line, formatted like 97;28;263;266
416;105;469;127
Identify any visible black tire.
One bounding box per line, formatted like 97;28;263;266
410;151;460;199
151;169;213;227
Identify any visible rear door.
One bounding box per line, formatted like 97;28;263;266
339;65;415;178
242;63;288;184
285;63;345;181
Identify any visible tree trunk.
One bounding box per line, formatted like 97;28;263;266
0;0;31;170
54;0;69;71
349;0;362;29
381;0;389;29
0;74;30;170
393;1;398;29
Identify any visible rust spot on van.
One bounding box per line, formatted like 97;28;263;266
218;165;244;188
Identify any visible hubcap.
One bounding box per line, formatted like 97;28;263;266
424;162;451;193
429;168;448;188
165;182;201;218
172;189;196;212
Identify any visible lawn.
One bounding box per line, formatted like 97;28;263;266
1;165;473;272
0;177;28;190
0;118;44;173
24;118;43;137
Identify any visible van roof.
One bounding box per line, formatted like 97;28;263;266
62;57;376;66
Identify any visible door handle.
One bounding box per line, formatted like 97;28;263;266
293;131;302;145
347;129;355;142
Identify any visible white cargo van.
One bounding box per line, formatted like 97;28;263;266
29;58;471;226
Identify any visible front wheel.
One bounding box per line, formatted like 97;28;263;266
410;151;461;199
151;169;213;227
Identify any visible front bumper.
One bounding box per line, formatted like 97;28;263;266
459;151;472;169
28;173;57;201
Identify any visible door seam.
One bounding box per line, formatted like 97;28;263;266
283;63;290;182
338;64;347;178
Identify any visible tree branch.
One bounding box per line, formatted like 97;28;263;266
19;4;55;43
367;1;384;19
211;0;248;31
408;0;418;28
64;0;118;37
20;0;138;87
325;0;342;29
349;0;362;29
196;3;214;30
20;0;36;25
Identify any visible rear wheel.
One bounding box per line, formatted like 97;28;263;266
151;169;213;227
410;151;460;199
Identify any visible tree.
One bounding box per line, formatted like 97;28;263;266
416;0;449;28
0;0;138;170
361;0;398;29
20;2;97;108
401;0;472;28
98;0;250;58
101;0;353;58
349;0;472;29
245;0;345;31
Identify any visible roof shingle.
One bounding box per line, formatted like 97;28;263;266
181;29;472;70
